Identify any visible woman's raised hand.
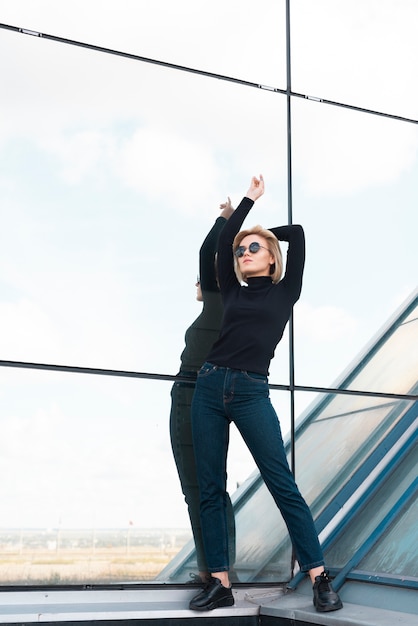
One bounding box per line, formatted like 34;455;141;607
219;196;234;219
246;174;265;201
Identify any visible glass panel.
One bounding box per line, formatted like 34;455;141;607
1;367;290;585
325;444;418;578
233;478;293;583
252;391;416;580
0;367;185;585
0;0;287;86
1;0;416;599
164;385;415;583
346;303;418;395
230;390;292;583
160;389;292;583
0;23;288;378
293;393;413;518
291;0;418;120
357;491;418;577
292;95;418;392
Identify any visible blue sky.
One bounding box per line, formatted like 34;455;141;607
0;0;417;528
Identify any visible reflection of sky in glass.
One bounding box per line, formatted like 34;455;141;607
291;0;418;120
294;299;416;509
0;370;180;528
358;491;418;577
218;294;416;581
325;445;417;576
346;307;417;394
295;397;407;510
0;0;417;541
1;1;417;391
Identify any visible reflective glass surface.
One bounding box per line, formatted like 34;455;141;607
346;303;418;395
159;389;293;583
325;444;417;577
0;368;182;584
291;0;418;120
292;95;417;392
0;18;288;380
159;378;415;583
0;0;287;87
292;295;417;518
294;396;410;516
0;0;416;596
357;491;418;578
0;367;278;585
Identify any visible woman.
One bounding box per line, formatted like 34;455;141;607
170;198;236;583
189;175;343;613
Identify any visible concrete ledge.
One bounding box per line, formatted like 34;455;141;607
259;589;417;626
0;587;260;623
1;587;416;625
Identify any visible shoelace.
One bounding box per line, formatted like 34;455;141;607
317;572;332;591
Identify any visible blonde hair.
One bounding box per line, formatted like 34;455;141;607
233;225;283;284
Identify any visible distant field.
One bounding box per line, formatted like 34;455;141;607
0;528;192;585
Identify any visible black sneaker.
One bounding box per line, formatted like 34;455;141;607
313;570;343;612
189;576;234;611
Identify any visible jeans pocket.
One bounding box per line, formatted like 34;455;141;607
242;370;268;385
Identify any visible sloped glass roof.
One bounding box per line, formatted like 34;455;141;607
162;289;418;594
327;442;417;577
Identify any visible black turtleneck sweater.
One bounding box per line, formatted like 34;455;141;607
179;217;226;373
206;197;305;375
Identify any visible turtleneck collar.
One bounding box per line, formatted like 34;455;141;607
244;276;273;289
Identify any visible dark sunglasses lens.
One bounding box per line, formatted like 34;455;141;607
249;242;261;253
235;246;245;257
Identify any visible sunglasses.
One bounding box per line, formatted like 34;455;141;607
234;241;270;258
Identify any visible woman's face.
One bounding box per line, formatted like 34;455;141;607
236;234;274;280
195;279;203;302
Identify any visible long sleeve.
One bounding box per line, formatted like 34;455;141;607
179;217;227;371
269;224;305;302
216;197;255;293
207;215;305;375
199;217;227;292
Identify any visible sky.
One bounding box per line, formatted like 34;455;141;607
0;0;417;529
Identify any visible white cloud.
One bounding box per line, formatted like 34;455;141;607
0;298;62;361
292;0;418;119
40;130;113;185
293;104;418;197
295;301;359;342
114;126;220;210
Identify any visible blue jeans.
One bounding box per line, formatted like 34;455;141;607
191;363;324;573
170;372;236;571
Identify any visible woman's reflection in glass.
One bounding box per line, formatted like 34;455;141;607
170;197;236;583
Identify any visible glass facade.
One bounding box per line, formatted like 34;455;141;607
0;0;416;597
164;292;417;584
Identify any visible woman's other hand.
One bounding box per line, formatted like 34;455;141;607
219;196;234;219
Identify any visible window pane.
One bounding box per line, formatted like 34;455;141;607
160;389;291;583
325;444;417;578
1;24;288;378
1;0;416;600
0;0;286;86
292;96;418;392
0;368;187;584
1;367;288;585
294;393;413;518
291;0;418;120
